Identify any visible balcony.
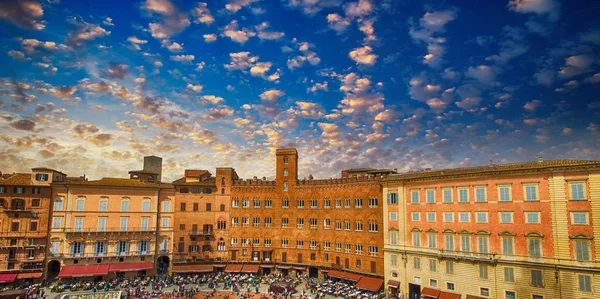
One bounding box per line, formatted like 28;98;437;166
57;251;155;259
62;227;156;238
189;230;214;237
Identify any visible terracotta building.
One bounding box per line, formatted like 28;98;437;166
0;168;65;284
382;158;600;299
228;148;393;283
46;157;175;280
170;168;238;273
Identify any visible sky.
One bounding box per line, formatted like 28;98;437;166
1;0;600;182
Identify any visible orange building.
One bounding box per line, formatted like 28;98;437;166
0;168;65;284
46;156;176;280
227;148;394;281
170;168;237;273
383;158;600;299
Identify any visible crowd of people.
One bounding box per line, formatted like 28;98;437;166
314;281;384;299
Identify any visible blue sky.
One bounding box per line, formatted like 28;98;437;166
1;0;599;181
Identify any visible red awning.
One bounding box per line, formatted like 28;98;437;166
224;264;243;273
343;272;363;282
109;262;153;272
17;272;43;279
439;291;461;299
57;265;110;278
327;270;344;279
0;273;18;283
466;296;491;299
355;277;384;292
421;287;441;298
387;280;400;288
241;264;260;273
172;265;214;273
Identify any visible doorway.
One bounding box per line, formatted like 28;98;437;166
48;260;61;282
157;256;170;274
408;283;421;299
309;267;318;278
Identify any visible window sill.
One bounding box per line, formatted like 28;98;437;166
569;199;588;202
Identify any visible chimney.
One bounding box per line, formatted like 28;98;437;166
538;156;543;163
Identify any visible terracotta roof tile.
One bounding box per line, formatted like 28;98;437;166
31;167;66;175
56;177;173;189
0;173;32;186
386;159;600;181
128;170;159;174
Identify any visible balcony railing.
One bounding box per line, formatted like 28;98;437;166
52;251;155;259
189;230;214;236
62;227;156;234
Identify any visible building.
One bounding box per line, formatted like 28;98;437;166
169;168;237;273
46;157;176;280
0;168;65;284
382;158;600;299
228;148;392;284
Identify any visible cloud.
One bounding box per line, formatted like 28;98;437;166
466;65;497;84
455;97;482;110
348;46;377;65
203;34;217;42
222;20;256;44
67;22;111;47
85;133;114;147
186;83;203;92
166;41;183;52
225;0;258;13
260;89;284;102
523;99;542;111
344;0;373;17
0;0;45;30
104;63;129;79
584;73;600;84
189;128;217;145
170;54;194;62
7;50;25;59
534;69;555;86
51;86;78;98
192;2;214;24
10;119;36;131
327;13;351;32
201;106;234;121
142;0;190;41
224;52;280;81
255;22;285;40
309;81;328;93
485;26;529;64
508;0;559;21
558;55;595;78
409;9;457;67
199;95;225;105
127;36;148;50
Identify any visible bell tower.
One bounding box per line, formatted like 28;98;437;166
276;148;298;193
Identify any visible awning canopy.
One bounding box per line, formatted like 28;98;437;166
327;270;345;279
421;287;441;298
439;291;461;299
172;265;214;273
0;273;18;283
356;277;384;292
344;272;363;282
387;280;400;288
224;264;243;272
241;264;260;273
109;262;153;272
17;272;43;279
57;265;110;278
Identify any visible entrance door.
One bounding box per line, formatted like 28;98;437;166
408;284;420;299
309;267;318;278
335;256;340;266
344;258;349;269
298;253;302;263
282;252;287;262
231;250;237;260
370;261;376;273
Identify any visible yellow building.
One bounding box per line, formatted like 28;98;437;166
382;159;600;299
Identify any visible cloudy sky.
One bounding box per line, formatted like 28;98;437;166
1;0;599;182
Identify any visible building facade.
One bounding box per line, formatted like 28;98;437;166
383;159;600;299
46;157;176;280
0;168;64;282
228;148;392;279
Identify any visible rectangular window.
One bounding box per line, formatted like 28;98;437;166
458;188;468;202
443;212;454;222
572;212;588;225
282;199;289;208
76;198;85;211
368;198;378;207
571;183;585;200
138;240;149;254
121;200;129;212
297;200;304;208
460;235;471;252
430;279;437;288
162;201;171;212
120;217;128;231
31;198;40;207
502;237;514;255
387;192;398;204
478;236;489;253
447;282;455;291
475;187;486;202
99;199;109;211
479;265;488;279
476;212;488;223
444;235;455;251
355;198;362;207
504;267;515;282
575;241;590;261
426;189;435;203
95;241;107;256
254;199;260;208
390;212;397;221
499;186;511;201
335;199;341;208
429;259;437;272
52;217;62;229
265;200;272;208
411;190;420;204
481;288;490;297
390;231;398;245
74;217;83;232
525;185;538;201
412;212;420;221
445;261;454;274
428;234;437;248
11;222;19;232
180;202;186;211
117;241;129;256
505;291;515;299
578;275;592;292
324;200;330;208
391;255;397;266
71;242;84;257
531;269;543;287
499;212;513;223
282;218;288;227
526;212;541;223
414;257;421;269
427;212;436;222
296;218;304;228
162;217;170;228
310;200;318;208
443;189;452;203
141;217;149;231
324;218;330;229
459;212;470;222
412;233;421;247
529;239;542;257
29;221;38;231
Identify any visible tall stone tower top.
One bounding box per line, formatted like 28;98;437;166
276;148;298;193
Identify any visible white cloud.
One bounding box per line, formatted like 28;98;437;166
166;41;183;52
195;62;206;71
186;83;203;92
348;46;377;65
255;22;285;40
224;52;280;81
225;0;258;13
327;13;351;32
222;20;256;44
409;9;457;67
455;97;482;110
344;0;373;17
259;89;284;102
203;34;217;42
170;54;194;62
558;55;595;78
199;95;225;105
523;99;542;111
508;0;559;21
191;2;214;24
584;73;600;84
466;65;497;84
309;81;328;93
142;0;190;41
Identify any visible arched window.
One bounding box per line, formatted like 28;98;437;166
221;177;226;186
132;174;139;179
121;198;130;212
54;198;64;211
283;182;288;192
148;175;154;183
283;169;288;177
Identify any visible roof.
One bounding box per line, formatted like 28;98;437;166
0;173;32;186
128;170;159;175
31;167;66;175
184;169;209;177
66;176;86;182
55;177;174;189
385;159;600;182
171;177;216;186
